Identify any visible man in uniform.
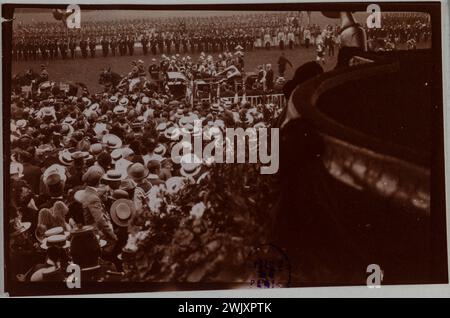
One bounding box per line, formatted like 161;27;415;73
69;38;77;59
80;38;88;58
150;35;157;55
165;36;172;55
277;52;292;77
59;39;68;59
88;37;97;58
181;35;188;53
157;34;164;54
110;36;117;56
148;58;160;80
127;36;135;56
101;37;109;57
141;34;149;56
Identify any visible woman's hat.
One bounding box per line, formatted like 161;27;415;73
110;199;135;227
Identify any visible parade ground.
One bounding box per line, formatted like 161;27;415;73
11;47;338;92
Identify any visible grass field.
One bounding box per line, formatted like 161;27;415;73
11;47;337;93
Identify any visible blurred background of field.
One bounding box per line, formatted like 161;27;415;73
12;46;337;93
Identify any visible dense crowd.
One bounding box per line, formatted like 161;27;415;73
11;12;430;62
9;51;285;283
8;11;432;285
12;12;336;61
365;13;431;51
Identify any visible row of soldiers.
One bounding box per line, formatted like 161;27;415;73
12;33;257;61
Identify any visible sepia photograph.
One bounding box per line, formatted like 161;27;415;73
2;2;447;296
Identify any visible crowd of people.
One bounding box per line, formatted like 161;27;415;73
11;12;430;63
365;13;431;51
8;10;432;286
12;12;338;61
9;49;287;283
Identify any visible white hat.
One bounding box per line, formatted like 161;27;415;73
180;153;202;178
165;176;185;194
10;162;24;178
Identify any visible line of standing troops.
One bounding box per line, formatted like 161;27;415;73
12;33;257;61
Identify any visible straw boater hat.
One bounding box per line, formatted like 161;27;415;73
40;234;70;250
44;226;65;237
62;116;76;125
16;119;27;129
40;107;56;119
90;143;103;155
10;162;24;178
132;116;145;129
110;199;135;227
165;176;185;194
211;103;223;112
102;169;124;182
111;148;123;162
156;122;168;133
89;103;101;114
119;98;129;107
102;134;122;149
180;153;202;178
113;105;127;115
164;125;182;140
82;97;92;107
11;219;31;237
154;144;167;157
43;164;67;184
109;95;119;104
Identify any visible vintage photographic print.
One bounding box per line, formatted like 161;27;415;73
2;2;447;296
